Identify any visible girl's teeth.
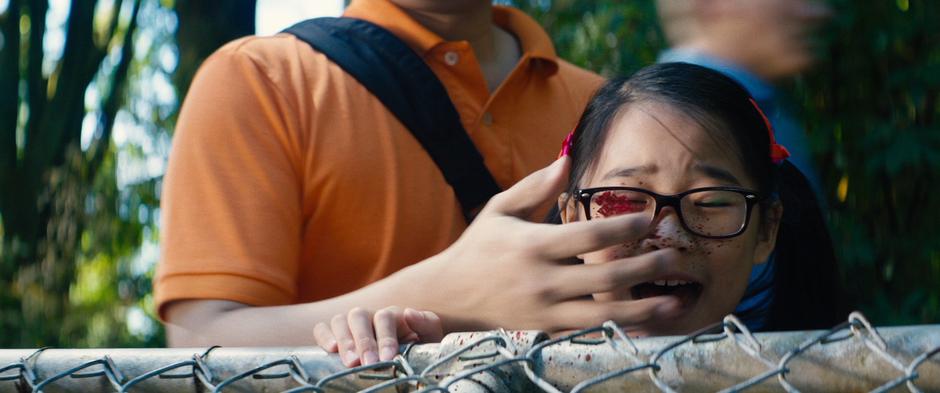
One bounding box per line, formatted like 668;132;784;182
652;279;692;286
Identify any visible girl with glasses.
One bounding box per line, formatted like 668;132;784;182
552;62;842;337
315;62;844;365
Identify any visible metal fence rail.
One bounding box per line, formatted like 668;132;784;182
1;312;938;392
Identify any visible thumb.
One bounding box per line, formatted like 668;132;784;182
482;156;570;218
403;308;444;343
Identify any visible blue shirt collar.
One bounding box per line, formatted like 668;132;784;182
657;48;777;103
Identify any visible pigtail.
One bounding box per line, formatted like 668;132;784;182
766;161;847;330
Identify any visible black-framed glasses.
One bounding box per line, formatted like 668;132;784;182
574;186;765;239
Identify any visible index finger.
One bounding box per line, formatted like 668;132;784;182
533;213;652;259
373;308;407;361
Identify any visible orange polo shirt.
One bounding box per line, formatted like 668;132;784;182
155;0;603;318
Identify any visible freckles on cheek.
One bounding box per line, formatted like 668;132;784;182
697;239;750;275
590;242;642;262
684;238;732;273
613;242;641;258
699;239;731;255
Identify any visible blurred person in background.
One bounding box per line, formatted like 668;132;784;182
656;0;831;195
655;0;833;332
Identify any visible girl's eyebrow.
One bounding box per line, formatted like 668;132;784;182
694;164;742;185
601;165;656;180
601;164;742;186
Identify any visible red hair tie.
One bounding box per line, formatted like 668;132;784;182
749;98;790;164
558;129;576;158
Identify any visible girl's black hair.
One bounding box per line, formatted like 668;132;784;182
553;62;846;331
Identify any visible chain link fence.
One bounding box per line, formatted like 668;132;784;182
2;312;938;392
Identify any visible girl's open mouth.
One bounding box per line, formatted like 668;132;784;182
631;279;703;309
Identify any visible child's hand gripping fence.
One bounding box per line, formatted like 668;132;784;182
1;312;938;392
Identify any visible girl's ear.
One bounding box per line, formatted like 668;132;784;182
557;192;579;224
753;201;783;265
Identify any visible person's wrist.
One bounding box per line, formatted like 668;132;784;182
379;254;442;308
392;253;480;333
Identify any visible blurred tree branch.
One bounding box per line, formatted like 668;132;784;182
0;0;143;346
88;0;140;179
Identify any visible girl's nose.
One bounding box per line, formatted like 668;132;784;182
641;207;694;252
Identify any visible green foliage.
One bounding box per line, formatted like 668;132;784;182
511;0;940;325
1;0;253;348
502;0;665;76
0;0;174;348
1;0;148;347
795;0;940;324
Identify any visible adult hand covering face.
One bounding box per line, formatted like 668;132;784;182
399;156;683;333
314;156;683;366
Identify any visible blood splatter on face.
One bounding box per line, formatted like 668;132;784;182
566;102;778;338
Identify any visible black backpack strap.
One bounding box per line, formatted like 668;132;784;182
283;17;501;222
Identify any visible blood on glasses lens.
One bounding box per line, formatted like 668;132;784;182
594;191;649;217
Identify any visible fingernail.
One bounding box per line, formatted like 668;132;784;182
362;350;379;365
380;346;397;360
344;350;358;364
325;339;338;351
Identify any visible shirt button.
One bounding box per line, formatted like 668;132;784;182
482;112;493;126
444;51;459;66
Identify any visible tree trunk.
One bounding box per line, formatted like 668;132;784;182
174;0;256;105
0;0;145;347
0;0;257;347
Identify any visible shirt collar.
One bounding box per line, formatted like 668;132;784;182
658;47;776;102
491;5;557;64
345;0;559;72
